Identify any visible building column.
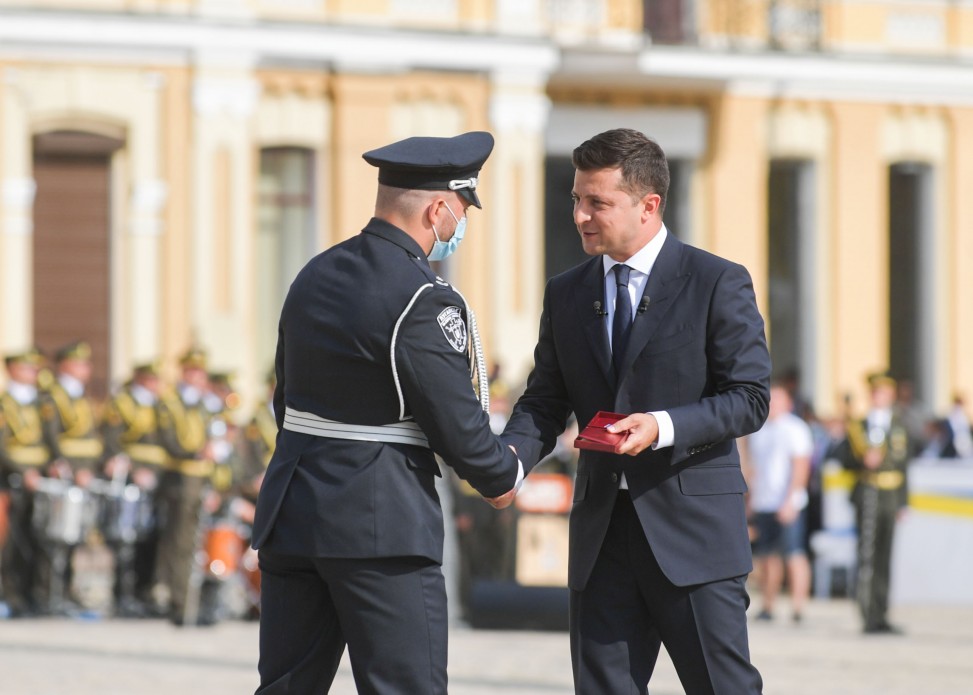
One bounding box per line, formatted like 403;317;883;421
948;107;973;404
703;92;770;312
330;74;393;245
127;180;168;365
191;53;259;402
0;67;35;356
829;101;886;412
487;71;551;384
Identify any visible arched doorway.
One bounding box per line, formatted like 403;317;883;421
32;130;123;400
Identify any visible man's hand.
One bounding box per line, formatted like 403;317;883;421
863;447;883;469
606;412;659;456
484;488;517;510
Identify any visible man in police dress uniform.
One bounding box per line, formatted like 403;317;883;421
252;131;521;694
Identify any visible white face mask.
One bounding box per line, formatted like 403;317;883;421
428;203;467;261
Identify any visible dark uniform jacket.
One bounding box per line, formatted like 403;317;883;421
252;218;519;563
502;235;771;590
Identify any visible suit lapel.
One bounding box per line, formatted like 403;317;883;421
617;235;690;379
576;258;615;388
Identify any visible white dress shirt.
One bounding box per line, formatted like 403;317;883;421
602;226;675;488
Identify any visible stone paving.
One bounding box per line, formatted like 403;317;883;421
2;597;972;694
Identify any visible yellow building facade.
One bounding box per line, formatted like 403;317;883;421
0;0;971;421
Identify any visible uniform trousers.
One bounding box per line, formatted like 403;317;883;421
256;550;447;695
852;484;898;629
571;490;763;695
155;471;208;620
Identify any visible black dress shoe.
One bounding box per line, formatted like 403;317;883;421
864;622;904;635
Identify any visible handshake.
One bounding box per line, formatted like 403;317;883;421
483;444;520;510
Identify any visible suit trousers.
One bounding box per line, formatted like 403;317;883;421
570;491;763;695
256;550;447;695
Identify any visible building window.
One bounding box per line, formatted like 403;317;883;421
643;0;695;45
888;162;934;402
257;147;316;370
767;159;816;406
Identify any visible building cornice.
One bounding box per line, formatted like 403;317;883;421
0;9;559;77
639;47;973;106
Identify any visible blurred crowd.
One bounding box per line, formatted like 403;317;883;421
4;343;970;630
740;369;973;634
0;342;275;625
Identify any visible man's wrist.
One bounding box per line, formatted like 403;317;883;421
649;410;674;449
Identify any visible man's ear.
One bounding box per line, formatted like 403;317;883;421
422;196;443;228
640;192;662;221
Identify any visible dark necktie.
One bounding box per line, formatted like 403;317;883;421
612;264;633;376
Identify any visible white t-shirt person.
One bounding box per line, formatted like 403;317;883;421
747;410;813;513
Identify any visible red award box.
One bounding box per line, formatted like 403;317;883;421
574;411;627;452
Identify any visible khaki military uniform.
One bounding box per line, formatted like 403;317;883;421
236;404;276;504
40;379;104;476
102;385;167;611
839;412;911;631
0;390;52;615
155;388;213;623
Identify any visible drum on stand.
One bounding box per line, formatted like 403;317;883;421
203;522;246;579
30;478;100;614
31;478;98;546
99;484;155;545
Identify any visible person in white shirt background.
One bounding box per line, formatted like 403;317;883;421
743;383;814;623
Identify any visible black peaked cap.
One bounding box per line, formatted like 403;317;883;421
362;131;494;208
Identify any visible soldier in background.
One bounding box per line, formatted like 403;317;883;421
40;341;103;487
235;367;277;519
836;370;914;634
38;341;104;612
101;361;167;616
204;371;242;500
154;347;215;625
0;348;52;617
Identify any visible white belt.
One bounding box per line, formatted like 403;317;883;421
282;407;430;448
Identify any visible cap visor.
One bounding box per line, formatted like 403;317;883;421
459;188;482;209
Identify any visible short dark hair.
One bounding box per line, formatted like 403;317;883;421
572;128;669;213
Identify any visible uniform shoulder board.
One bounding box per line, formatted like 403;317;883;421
434;276;450;288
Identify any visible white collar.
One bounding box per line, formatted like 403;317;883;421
178;383;201;406
130;383;157;406
7;381;38;405
602;225;668;279
58;373;85;399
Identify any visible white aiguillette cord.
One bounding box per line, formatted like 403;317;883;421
461;296;490;414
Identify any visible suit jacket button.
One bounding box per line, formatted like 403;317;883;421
610;472;619;483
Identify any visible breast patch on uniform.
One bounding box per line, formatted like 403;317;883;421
437;306;468;353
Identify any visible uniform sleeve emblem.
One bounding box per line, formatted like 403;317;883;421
437;306;468;353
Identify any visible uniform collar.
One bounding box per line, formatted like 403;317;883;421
363;217;429;262
58;373;85;399
130;383;157;406
7;381;38;404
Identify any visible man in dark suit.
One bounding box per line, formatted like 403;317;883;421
252;131;521;694
502;128;770;694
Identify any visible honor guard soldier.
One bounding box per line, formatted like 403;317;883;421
836;370;914;634
204;371;242;497
252;131;522;694
235;367;277;517
0;348;52;617
154;347;216;625
40;341;103;488
38;340;104;612
101;361;167;615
